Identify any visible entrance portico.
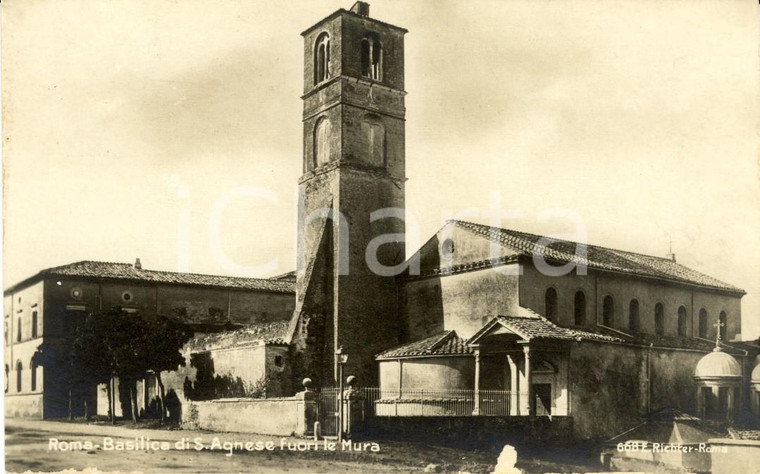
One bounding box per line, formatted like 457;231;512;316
468;316;572;417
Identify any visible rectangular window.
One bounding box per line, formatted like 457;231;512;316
16;318;21;342
32;311;38;338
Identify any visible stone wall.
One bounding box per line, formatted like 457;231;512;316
709;438;760;474
185;397;313;436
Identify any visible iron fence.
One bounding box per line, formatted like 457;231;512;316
322;387;523;417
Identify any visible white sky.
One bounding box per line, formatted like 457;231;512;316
3;1;759;338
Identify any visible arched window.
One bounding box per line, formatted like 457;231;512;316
361;115;385;167
314;33;330;84
545;288;558;322
719;311;727;340
16;360;22;393
654;303;664;336
628;299;640;333
30;359;37;391
361;34;382;80
677;306;688;336
602;295;614;327
574;291;586;325
314;117;331;167
699;308;708;338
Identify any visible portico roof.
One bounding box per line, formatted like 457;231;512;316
468;310;623;345
375;330;473;360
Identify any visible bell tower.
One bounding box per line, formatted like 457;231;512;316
292;2;407;386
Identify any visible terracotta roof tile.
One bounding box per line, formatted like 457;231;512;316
453;220;744;294
493;315;623;343
376;331;474;359
187;320;290;352
7;260;295;294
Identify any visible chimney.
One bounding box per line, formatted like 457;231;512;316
350;1;370;17
666;240;676;262
134;258;142;270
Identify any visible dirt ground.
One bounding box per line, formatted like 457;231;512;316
4;419;602;473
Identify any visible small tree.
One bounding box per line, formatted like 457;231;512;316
38;307;192;424
140;316;193;421
78;307;149;423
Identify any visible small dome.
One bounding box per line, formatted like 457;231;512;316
694;348;741;379
752;362;760;384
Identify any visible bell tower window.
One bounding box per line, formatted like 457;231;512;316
314;33;330;85
361;35;382;80
361;115;385;167
314;117;331;168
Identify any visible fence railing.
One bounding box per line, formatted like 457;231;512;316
321;388;523;417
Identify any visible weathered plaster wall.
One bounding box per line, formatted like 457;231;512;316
157;286;294;325
379;356;474;393
4;393;43;418
569;341;716;439
709;439;760;474
403;266;520;341
519;263;742;339
187;398;306;436
41;277;293;330
4;281;45;418
569;342;645;438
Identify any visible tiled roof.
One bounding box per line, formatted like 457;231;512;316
453;220;744;294
187;320;290;352
376;331;474;359
6;260;295;294
491;315;623;343
271;271;297;281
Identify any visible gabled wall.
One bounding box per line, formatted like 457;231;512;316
401;222;522;342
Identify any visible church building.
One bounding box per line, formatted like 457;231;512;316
6;2;759;442
285;2;759;440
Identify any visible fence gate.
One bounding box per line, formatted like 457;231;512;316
316;388;339;437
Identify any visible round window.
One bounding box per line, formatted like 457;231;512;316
121;291;133;303
442;238;455;255
70;288;83;300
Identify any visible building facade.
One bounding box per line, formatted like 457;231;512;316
4;260;295;418
286;3;758;440
5;2;758;443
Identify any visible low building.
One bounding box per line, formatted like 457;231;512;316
4;260;295;418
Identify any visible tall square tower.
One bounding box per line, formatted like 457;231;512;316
293;2;407;386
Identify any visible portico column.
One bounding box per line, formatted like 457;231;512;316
507;354;518;415
472;346;481;415
524;346;533;416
